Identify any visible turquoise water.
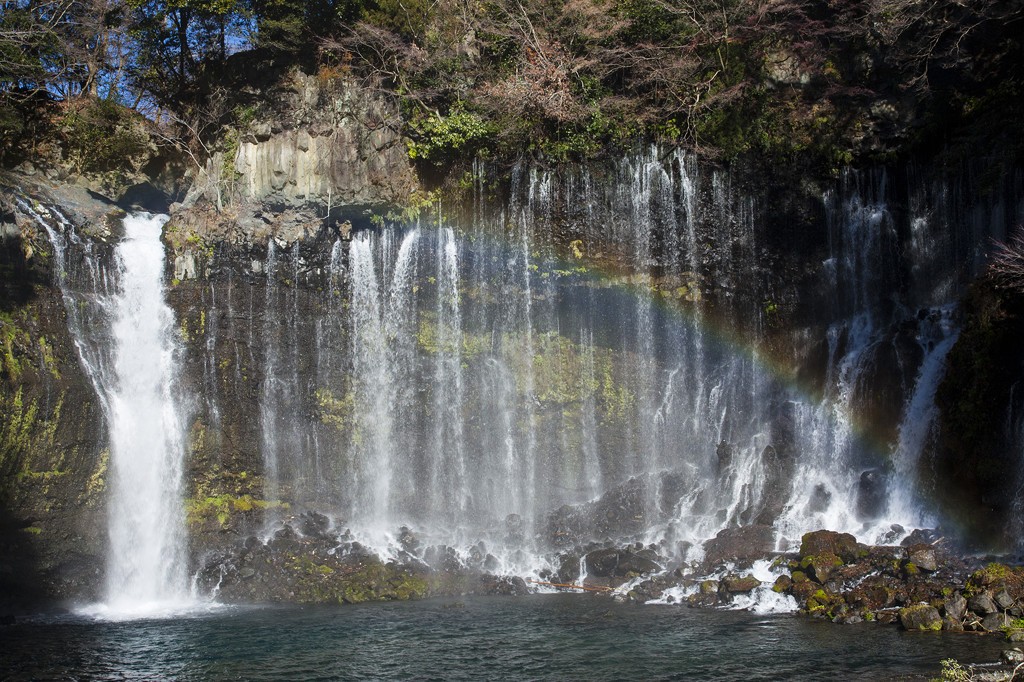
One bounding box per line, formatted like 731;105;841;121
1;595;1008;680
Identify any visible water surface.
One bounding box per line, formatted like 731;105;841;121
1;595;1009;680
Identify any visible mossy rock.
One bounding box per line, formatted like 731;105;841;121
966;563;1024;599
799;530;864;564
899;603;943;631
806;588;844;618
800;551;844;583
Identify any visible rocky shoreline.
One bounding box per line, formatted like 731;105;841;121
188;514;1024;679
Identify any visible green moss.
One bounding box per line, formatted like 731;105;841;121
186;494;290;528
316;387;355;432
288;555;336;576
37;336;60;379
0;381;68;493
86;448;109;498
806;588;842;617
2;321;23;380
965;562;1022;597
415;313;490;357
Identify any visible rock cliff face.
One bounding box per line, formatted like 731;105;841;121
0;176;127;610
183;72;418;219
232;72;417;209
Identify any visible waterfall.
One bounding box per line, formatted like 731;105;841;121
27;205;192;617
101;214;190;615
263;153;983;564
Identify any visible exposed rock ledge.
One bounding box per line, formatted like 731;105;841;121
184;71;419;216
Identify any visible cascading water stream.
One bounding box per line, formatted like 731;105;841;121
26;206;193;618
99;213;190;616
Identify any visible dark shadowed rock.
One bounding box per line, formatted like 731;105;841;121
480;575;528;596
806;484;832;514
799;530;865;564
969;592;999;615
702;525;776;567
856;468;887;521
584;548;662;578
298;511;331;539
716;440;733;474
900;528;942;547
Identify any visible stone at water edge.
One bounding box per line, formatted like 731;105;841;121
721;575;762;593
1001;649;1024;665
583;548;662;579
701;525;775;567
944;592;968;622
799;530;866;564
970;592;999;615
899;604;943;631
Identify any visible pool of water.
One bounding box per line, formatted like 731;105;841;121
1;595;1009;680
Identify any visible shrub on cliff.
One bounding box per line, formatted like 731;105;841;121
57;97;151;176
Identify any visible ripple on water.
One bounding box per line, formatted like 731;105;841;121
1;595;1011;681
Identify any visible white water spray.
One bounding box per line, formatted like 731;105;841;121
31;210;193;619
99;213;190;617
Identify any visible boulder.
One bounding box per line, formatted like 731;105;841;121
944;617;965;631
970;591;999;615
583;548;661;578
856;469;887;521
899;604;943;631
901;528;942;547
773;575;794;593
721;575;762;593
298;511;332;539
480;575;529;596
801;551;843;583
907;545;939;572
982;613;1007;632
944;592;968;622
996;589;1016;610
702;525;775;566
799;530;864;564
688;580;720;607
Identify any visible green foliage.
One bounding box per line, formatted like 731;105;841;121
932;659;973;682
59;98;150;174
614;0;689;44
315;387;354;431
407;106;494;164
365;0;432;42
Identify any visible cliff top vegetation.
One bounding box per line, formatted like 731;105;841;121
1;0;1022;179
